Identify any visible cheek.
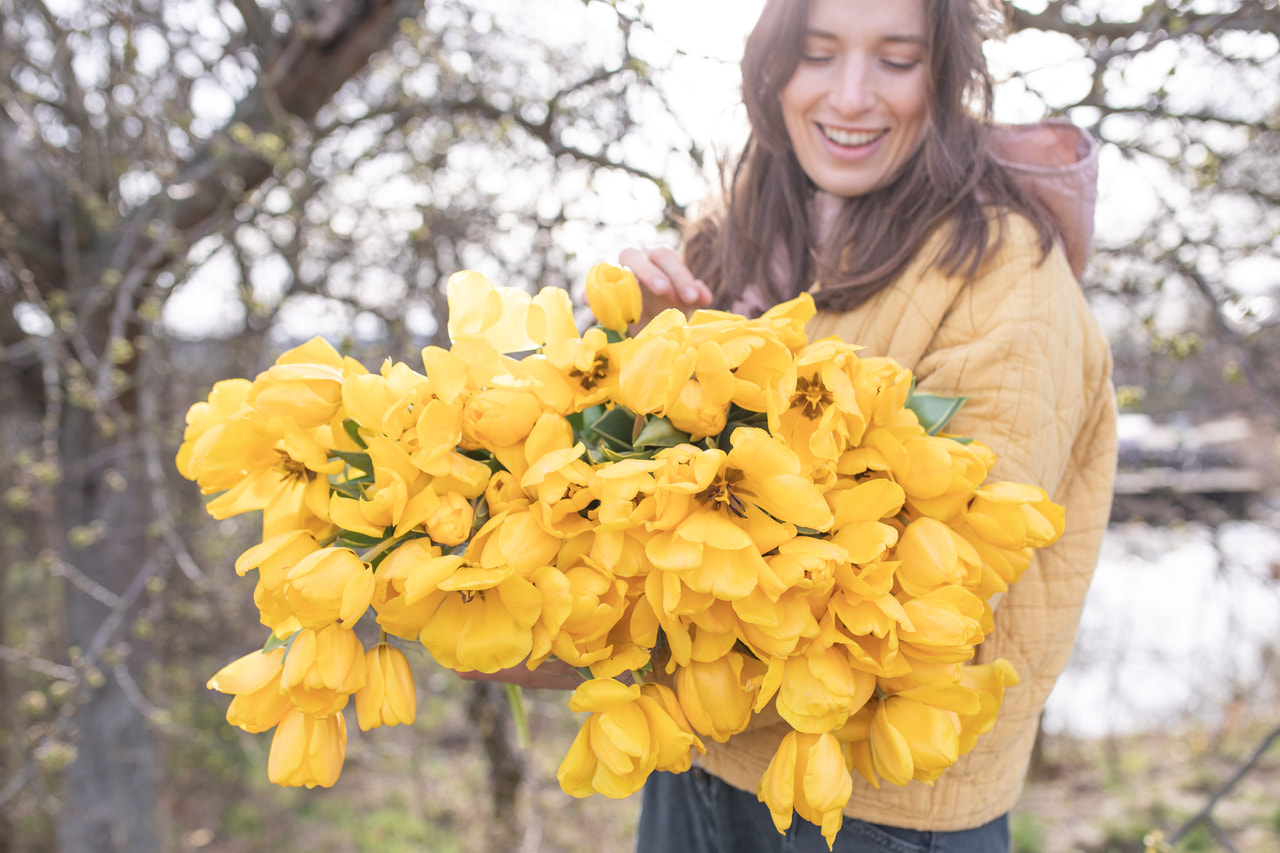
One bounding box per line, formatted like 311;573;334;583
893;79;931;139
778;83;810;144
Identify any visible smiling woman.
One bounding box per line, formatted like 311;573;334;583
621;0;1117;850
779;0;930;199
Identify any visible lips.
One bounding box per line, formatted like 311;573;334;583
819;125;887;148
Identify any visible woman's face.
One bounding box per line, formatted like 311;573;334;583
778;0;931;198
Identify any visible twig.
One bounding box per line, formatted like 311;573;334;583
1168;723;1280;846
0;645;77;681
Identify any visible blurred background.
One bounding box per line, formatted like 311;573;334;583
1;0;1278;851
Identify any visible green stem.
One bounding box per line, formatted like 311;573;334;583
358;533;406;564
506;683;530;749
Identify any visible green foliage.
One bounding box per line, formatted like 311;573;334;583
1011;813;1045;853
1176;826;1214;852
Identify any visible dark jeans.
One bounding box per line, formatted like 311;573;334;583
635;768;1010;853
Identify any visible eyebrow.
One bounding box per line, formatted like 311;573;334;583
804;27;928;47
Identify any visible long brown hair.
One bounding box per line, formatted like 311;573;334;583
686;0;1057;313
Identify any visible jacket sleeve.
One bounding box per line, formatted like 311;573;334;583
908;216;1096;495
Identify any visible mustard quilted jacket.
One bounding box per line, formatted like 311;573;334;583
696;213;1118;831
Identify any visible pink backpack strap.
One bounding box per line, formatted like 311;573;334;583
991;118;1099;280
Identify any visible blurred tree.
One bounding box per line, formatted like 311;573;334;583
1003;0;1280;424
0;0;695;850
2;0;1277;851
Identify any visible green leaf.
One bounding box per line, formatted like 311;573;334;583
632;416;691;450
342;418;368;449
586;406;637;450
263;632;293;654
332;450;373;473
458;447;502;474
328;480;368;500
569;404;606;440
593;446;654;463
905;390;968;435
334;530;385;549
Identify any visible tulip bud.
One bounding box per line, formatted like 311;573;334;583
267;708;347;788
280;624;367;716
584;262;642;333
355;643;417;731
207;647;291;734
283;547;374;629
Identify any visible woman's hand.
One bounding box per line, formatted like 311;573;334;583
619;247;713;318
455;657;584;690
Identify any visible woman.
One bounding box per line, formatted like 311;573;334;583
622;0;1117;850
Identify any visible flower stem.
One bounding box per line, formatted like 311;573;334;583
359;534;405;565
506;682;530;749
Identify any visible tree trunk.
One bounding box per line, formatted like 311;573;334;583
56;406;160;853
467;682;526;853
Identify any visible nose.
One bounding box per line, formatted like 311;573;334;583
829;56;875;115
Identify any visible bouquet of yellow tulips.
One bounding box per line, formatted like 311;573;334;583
180;262;1064;847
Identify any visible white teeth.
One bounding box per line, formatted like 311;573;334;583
820;125;884;147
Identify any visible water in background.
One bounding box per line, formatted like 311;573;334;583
1043;520;1280;737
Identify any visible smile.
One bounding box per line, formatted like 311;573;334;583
819;125;886;147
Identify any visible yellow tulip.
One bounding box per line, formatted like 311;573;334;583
419;569;543;672
878;694;962;784
724;427;833;534
964;481;1065;550
557;679;702;799
752;293;816;350
538;327;621;411
207;647;291;734
665;342;735;439
894;517;982;598
685;314;794;413
769;339;868;471
899;436;991;522
774;646;876;734
952;519;1034;597
355;643;417;731
422;490;475;546
616;311;697;415
956;658;1019;754
283;547;374;629
548;563;630;668
446;270;540;353
589;588;660;678
467;509;563;576
371;541;463;639
248;337;345;429
592;458;662;532
735;586;821;660
584;262;643;333
340;357;430;441
826;564;912;679
234;531;320;636
462;387;545;450
267;708;347;788
175;378;252;482
756;730;852;848
518;416;596;538
280;624;367;716
528;285;580;346
898;587;988;665
850;356;914;427
868;698;915;787
675;651;766;742
410;394;465;456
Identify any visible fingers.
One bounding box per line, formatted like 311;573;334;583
618;247;713;308
454;659;584;690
